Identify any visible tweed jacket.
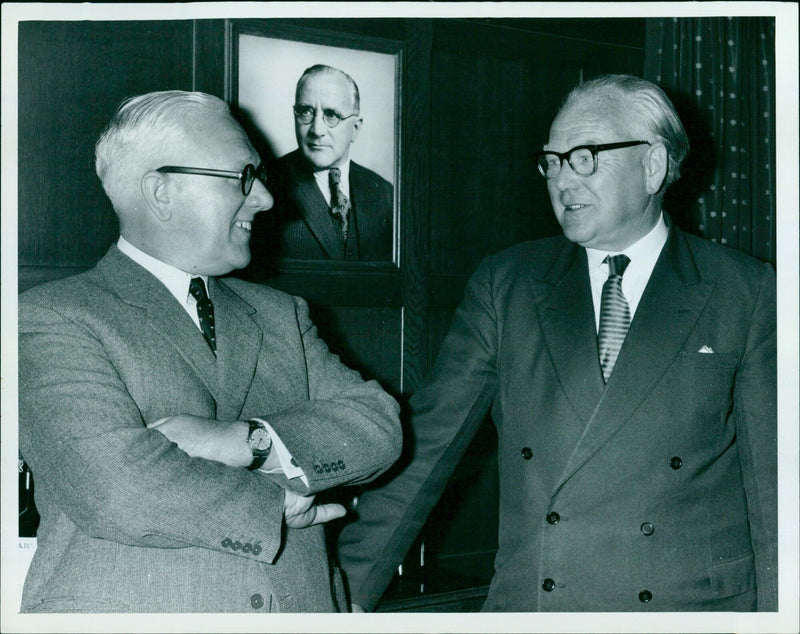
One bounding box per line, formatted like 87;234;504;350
337;222;777;612
18;245;401;613
256;149;393;261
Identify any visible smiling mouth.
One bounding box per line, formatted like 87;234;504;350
234;220;252;231
563;204;590;212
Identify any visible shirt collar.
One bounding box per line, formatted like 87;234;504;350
313;160;351;193
117;236;209;302
585;212;668;272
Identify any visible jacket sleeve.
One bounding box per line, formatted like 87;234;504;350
19;297;287;564
732;262;778;610
335;258;500;610
260;295;402;495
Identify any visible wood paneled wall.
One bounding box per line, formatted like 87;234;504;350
17;17;645;606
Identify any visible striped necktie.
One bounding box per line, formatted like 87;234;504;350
189;277;216;354
329;167;350;240
597;254;631;382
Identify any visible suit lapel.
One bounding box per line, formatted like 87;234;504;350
534;241;606;424
209;278;262;421
96;246;219;397
287;160;342;259
554;226;714;491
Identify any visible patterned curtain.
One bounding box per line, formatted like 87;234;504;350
644;17;776;264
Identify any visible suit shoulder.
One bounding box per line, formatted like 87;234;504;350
20;268;108;310
350;161;392;191
219;277;301;310
481;234;570;273
682;231;773;280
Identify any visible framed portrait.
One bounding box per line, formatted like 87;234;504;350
228;21;402;268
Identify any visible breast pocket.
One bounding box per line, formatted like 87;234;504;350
680;351;739;371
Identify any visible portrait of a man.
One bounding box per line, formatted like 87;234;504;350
270;64;393;261
236;33;398;265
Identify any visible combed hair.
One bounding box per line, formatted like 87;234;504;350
296;64;360;112
95;90;230;209
561;74;690;188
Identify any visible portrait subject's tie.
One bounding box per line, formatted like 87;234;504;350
329;167;350;240
189;277;216;354
597;254;631;382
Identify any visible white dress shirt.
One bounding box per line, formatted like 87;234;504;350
585;213;669;332
313;160;351;206
117;237;306;482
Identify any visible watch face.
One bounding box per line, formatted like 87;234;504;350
250;427;271;453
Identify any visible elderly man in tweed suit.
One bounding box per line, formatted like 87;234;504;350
18;90;401;613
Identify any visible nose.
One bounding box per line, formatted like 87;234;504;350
247;178;273;213
551;157;580;191
309;110;327;137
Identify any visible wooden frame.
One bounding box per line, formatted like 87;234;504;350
227;20;403;268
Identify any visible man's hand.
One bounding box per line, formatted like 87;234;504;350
148;415;251;467
284;489;346;528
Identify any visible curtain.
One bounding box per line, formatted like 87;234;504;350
644;17;776;264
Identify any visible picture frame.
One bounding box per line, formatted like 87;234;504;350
227;20;403;268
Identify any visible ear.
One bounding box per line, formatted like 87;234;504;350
140;170;172;222
350;117;363;144
644;141;669;195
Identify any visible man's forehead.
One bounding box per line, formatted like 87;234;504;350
547;100;628;147
297;72;353;104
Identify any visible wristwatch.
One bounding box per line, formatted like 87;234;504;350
246;418;272;471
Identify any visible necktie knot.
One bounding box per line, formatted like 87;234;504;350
329;167;341;186
605;253;630;278
189;277;209;303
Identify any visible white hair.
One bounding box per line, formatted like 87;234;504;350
94;90;230;210
561;74;690;188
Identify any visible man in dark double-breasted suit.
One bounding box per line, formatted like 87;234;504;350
252;64;393;262
337;74;777;612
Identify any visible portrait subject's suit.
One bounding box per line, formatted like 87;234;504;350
338;219;777;611
18;245;401;613
263;149;393;261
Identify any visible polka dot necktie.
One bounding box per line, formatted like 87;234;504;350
597;254;631;382
189;277;216;354
329;167;350;240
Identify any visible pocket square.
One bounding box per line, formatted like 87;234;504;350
697;345;715;354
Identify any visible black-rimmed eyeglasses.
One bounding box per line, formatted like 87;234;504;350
533;141;651;179
293;104;359;128
157;162;267;196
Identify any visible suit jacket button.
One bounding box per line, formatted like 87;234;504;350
337;460;345;469
221;538;232;548
542;578;555;592
250;593;264;609
670;456;683;470
546;512;560;525
640;522;655;536
242;543;252;553
252;544;262;556
521;447;533;460
639;590;652;603
232;541;242;551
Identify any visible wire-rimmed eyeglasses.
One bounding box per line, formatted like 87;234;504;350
533;141;651;179
157;162;267;196
293;104;359;128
